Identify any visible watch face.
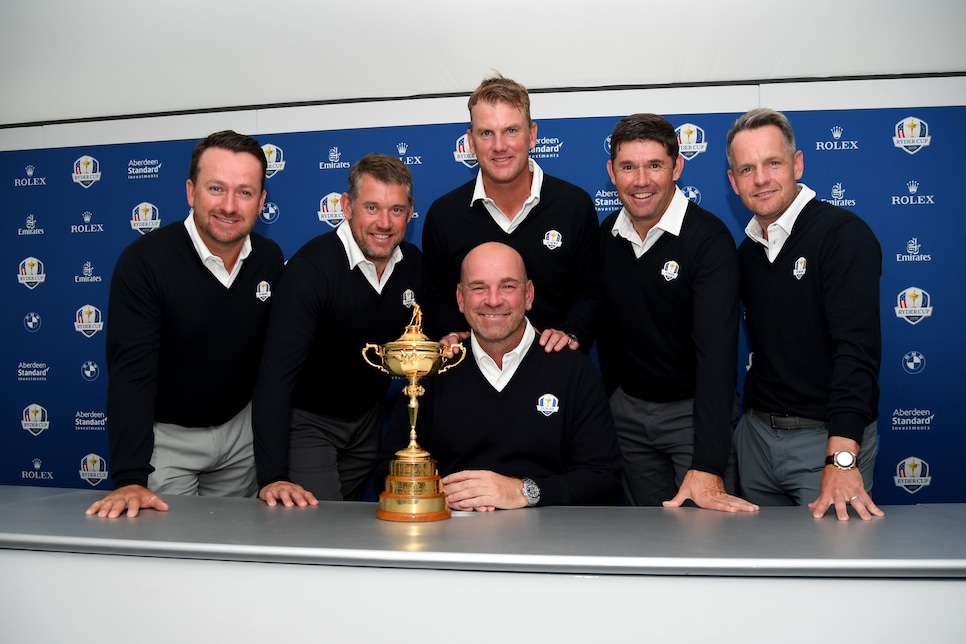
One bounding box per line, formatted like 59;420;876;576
835;451;856;468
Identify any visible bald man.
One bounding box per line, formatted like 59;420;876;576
376;242;621;510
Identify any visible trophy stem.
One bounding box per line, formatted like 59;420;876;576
398;376;429;460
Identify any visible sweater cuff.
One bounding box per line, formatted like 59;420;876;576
827;411;868;445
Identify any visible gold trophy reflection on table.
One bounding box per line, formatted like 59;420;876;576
362;303;465;521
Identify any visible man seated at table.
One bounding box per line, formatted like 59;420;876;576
375;242;622;510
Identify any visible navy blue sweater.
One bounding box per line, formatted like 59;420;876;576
106;222;284;488
376;337;622;506
421;174;600;344
597;202;739;476
738;198;881;443
252;231;426;487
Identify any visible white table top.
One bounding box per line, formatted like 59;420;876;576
2;486;964;578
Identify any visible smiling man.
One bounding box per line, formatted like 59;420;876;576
252;153;425;507
727;108;883;521
376;242;621;510
422;74;600;355
87;131;284;518
596;114;757;513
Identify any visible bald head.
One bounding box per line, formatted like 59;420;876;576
460;242;527;285
457;242;534;361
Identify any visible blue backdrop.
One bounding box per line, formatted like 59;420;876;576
3;105;961;504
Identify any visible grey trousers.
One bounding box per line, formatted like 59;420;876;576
287;403;381;501
609;387;738;506
148;402;257;497
734;410;878;506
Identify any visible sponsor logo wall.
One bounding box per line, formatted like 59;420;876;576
2;106;962;504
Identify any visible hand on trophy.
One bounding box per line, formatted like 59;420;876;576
439;330;470;357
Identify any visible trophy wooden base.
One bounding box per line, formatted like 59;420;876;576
376;457;451;522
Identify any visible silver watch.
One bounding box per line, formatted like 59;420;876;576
825;451;857;471
521;477;541;507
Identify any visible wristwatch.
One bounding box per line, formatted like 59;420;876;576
825;451;857;471
521;478;541;507
566;333;579;346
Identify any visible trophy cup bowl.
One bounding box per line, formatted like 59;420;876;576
362;304;465;522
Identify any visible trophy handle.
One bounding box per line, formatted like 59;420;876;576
362;344;390;374
436;342;466;374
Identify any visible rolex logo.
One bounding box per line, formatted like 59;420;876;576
397;142;408;155
82;211;92;223
26;165;35;177
33;458;42;470
831;126;843;140
907;180;919;194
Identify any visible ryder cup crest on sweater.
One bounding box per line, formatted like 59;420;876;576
536;393;560;417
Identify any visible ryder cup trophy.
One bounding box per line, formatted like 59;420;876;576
362;303;465;521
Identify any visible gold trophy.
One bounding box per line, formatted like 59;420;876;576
362;303;465;521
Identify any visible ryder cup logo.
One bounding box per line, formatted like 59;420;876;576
675;123;708;160
80;453;109;486
262;144;286;178
22;404;50;436
402;289;416;308
254;281;272;302
72;155;102;188
318;192;345;227
74;305;104;338
894;287;933;325
453;134;478;168
131;202;161;234
536;393;560;417
793;257;807;280
892;117;931;155
17;257;46;289
543;230;563;250
894;457;931;494
661;260;680;282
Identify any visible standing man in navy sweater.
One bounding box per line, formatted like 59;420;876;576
597;114;757;513
87;131;284;518
253;153;425;507
422;74;599;354
377;242;621;510
727;108;884;521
